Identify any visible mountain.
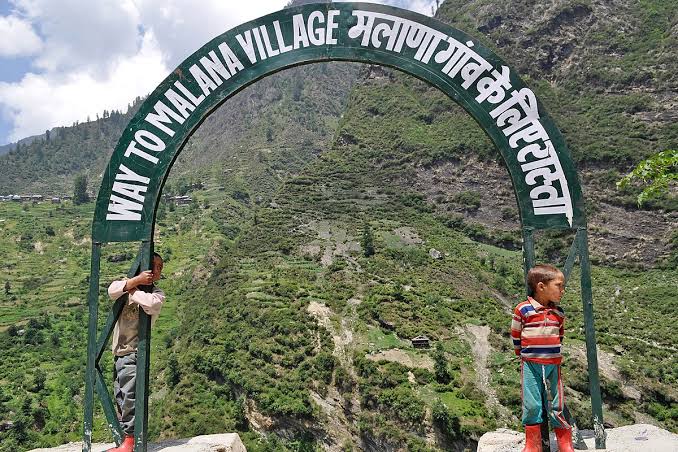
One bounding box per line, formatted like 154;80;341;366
0;143;12;156
0;133;45;157
0;1;676;451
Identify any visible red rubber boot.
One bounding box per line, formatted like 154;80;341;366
555;427;575;452
106;435;134;452
522;424;543;452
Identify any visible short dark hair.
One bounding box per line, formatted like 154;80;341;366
153;252;163;261
527;264;563;294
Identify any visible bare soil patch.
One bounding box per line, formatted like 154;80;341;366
367;348;434;371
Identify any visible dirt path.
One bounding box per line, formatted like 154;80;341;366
306;299;363;450
307;301;354;367
492;290;514;313
569;344;641;401
465;324;518;425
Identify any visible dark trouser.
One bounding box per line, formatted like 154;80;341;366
114;352;137;435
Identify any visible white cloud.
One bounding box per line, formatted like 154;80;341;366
0;0;437;144
0;15;42;57
0;32;168;142
380;0;437;16
134;0;288;68
12;0;141;74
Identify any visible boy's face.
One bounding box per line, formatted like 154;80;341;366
537;274;565;304
151;256;164;282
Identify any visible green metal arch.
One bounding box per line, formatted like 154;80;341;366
93;1;586;243
85;3;606;451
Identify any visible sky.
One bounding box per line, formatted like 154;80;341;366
0;0;436;146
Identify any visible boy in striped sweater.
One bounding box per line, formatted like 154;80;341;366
511;264;574;452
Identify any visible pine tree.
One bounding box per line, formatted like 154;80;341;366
33;369;46;392
167;355;181;387
73;174;90;205
433;342;451;384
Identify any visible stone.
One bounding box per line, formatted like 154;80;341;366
28;433;246;452
477;424;678;452
429;248;442;259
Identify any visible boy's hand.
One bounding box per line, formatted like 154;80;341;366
127;271;154;291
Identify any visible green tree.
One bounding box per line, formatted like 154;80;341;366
618;149;677;205
32;369;46;392
156;200;167;222
292;78;304;101
361;223;375;257
73;174;89;205
432;399;461;438
433;342;451;384
167;355;181;387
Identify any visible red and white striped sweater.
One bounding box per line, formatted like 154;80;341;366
511;297;564;365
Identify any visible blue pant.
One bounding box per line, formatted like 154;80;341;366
521;360;569;428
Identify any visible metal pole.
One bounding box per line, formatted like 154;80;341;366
577;228;606;449
83;242;102;452
521;227;535;288
134;241;153;452
95;367;124;443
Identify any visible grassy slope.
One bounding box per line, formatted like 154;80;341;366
1;1;677;450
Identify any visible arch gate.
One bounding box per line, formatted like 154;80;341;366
83;3;605;450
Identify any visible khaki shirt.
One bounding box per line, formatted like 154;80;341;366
108;279;165;357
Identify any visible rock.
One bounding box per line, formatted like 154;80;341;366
478;424;678;452
28;433;247;452
477;428;523;451
429;248;442;259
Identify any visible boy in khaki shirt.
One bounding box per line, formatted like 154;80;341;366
106;253;164;452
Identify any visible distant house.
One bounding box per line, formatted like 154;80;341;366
11;195;21;202
51;197;61;204
174;195;192;206
411;335;430;349
0;420;14;432
31;195;43;201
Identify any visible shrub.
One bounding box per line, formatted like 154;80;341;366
432;399;461;438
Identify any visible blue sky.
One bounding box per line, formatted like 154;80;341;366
0;0;435;146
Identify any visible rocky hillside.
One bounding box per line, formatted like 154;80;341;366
0;1;676;451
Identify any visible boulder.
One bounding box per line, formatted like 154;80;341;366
478;424;678;452
28;433;246;452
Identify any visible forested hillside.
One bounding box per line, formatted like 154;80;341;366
0;1;675;451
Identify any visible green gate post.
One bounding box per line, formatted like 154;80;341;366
577;228;606;449
134;241;153;452
561;235;589;449
83;242;102;452
521;227;536;282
